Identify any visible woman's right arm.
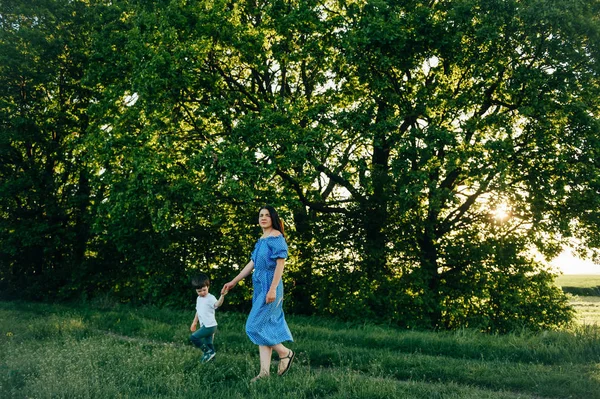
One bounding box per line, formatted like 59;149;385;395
222;260;254;293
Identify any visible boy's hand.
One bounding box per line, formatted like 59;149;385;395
221;282;235;294
190;323;197;332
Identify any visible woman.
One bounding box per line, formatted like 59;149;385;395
222;205;295;382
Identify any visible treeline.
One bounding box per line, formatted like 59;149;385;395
2;0;600;332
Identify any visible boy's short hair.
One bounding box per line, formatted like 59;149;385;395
191;273;210;289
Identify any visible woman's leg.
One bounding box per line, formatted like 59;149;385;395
271;343;289;358
272;344;294;375
258;345;272;376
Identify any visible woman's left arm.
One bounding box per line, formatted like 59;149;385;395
266;258;285;304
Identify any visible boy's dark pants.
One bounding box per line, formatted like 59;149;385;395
190;325;217;353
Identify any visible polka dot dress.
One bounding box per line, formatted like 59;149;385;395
245;235;294;346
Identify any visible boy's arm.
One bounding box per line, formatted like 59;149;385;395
214;292;227;309
190;312;199;332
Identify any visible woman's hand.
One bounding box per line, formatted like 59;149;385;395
266;289;276;304
222;281;236;294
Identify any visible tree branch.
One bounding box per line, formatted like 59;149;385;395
276;169;350;214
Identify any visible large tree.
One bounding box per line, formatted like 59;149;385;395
165;0;599;329
0;0;96;299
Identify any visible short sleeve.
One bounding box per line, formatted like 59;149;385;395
267;235;288;260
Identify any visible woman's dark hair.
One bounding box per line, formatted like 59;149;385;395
191;273;210;289
260;205;285;237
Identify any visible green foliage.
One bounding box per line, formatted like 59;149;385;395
0;0;97;299
2;0;600;331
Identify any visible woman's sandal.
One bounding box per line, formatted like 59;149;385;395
277;350;295;376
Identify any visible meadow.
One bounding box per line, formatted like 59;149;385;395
556;274;600;326
2;277;600;399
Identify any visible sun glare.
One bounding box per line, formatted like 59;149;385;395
492;203;510;223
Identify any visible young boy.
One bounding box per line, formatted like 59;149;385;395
189;273;227;363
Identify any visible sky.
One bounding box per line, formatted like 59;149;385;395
552;251;600;275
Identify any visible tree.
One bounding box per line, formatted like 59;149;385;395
169;0;598;329
2;0;598;331
0;0;96;299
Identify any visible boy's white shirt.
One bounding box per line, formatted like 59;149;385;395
196;293;218;327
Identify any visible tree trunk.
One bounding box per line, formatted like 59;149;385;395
362;102;391;301
417;226;442;328
290;204;315;314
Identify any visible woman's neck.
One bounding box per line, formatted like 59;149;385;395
261;228;274;237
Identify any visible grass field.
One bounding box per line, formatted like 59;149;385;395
556;274;600;294
2;298;600;399
556;274;600;325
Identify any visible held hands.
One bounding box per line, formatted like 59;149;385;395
221;281;235;294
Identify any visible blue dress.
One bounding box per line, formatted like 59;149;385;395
245;235;294;346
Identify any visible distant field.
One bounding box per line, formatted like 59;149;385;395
569;296;600;326
556;275;600;289
556;275;600;325
556;275;600;296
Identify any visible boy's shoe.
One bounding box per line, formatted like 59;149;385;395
201;351;216;364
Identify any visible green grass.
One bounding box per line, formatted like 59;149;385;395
569;296;600;325
556;274;600;325
2;301;600;398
